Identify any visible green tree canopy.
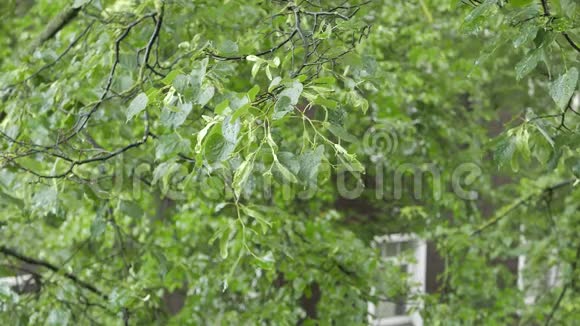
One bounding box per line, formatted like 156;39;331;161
0;0;578;324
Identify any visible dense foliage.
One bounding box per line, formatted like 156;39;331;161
0;0;578;324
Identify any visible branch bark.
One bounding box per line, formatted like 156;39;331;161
539;0;580;54
471;179;576;236
29;6;81;53
0;245;107;299
544;245;580;325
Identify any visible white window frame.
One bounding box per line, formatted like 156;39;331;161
517;254;561;305
368;234;426;326
517;225;562;305
0;274;34;292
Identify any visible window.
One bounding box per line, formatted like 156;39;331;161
0;274;37;311
369;234;426;326
517;226;562;305
0;274;35;294
517;255;561;305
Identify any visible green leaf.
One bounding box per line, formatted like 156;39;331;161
0;190;24;209
231;104;251;121
126;92;148;122
273;95;293;120
334;144;364;172
195;120;218;153
464;0;496;23
241;205;272;234
72;0;90;8
190;58;209;86
279;81;303;105
298;145;325;183
513;23;539;48
251;62;262;78
532;123;555;148
160;102;193;128
246;55;261;62
274;160;298;183
155;134;191;160
548;67;578;110
209;222;230;244
350;91;369;114
559;0;577;17
222;116;241;144
218;40;239;55
247;85;260;101
515;127;531;162
198;85;215;107
269;76;282;92
90;209;107;238
161;70;183;85
215;99;230;114
172;74;189;93
313;95;338;109
312;76;336;85
119;200;144;219
229;93;250;111
233;155;255;197
152;161;179;185
547;148;563;171
47;309;70;326
494;135;517;169
565;156;580;177
278;152;300;175
32;186;57;213
204;132;235;162
220;225;232;259
326;123;358;143
510;0;533;7
515;49;543;80
253;251;275;270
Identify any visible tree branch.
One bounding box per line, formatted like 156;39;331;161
540;0;550;16
208;30;297;61
29;6;81;53
562;33;580;54
544;245;580;325
539;0;580;54
471;179;576;236
0;245;107;299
